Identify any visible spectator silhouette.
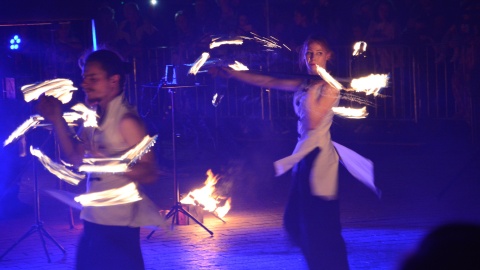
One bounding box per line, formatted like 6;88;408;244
45;22;83;79
94;4;118;49
349;0;375;44
283;4;318;53
170;9;201;66
193;0;220;38
215;0;238;36
117;2;159;85
117;2;159;59
365;0;399;44
401;0;454;46
313;0;346;45
235;12;257;36
400;223;480;270
436;3;480;120
364;0;401;72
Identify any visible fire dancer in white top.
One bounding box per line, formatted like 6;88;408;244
35;49;161;270
210;34;377;270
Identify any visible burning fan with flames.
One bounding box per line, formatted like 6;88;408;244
188;34;381;193
188;34;389;117
3;78;159;208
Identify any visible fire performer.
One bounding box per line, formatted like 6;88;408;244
209;34;377;270
35;49;161;270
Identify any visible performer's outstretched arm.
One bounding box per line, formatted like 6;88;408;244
209;66;303;92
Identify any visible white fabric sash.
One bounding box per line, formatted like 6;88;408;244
274;141;380;197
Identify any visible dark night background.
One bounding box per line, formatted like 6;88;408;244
0;1;480;269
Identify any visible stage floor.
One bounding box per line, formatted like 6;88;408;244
1;120;479;270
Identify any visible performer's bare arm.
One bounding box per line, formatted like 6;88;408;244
209;66;303;92
120;114;160;184
306;82;339;130
35;95;85;166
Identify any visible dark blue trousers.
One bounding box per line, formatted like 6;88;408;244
284;147;350;270
76;220;145;270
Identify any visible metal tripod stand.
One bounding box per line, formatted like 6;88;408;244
147;86;213;239
0;155;66;262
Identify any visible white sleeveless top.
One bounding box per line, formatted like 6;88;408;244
274;81;378;199
80;95;164;227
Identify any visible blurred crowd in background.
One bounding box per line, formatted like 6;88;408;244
3;0;479;79
88;0;480;64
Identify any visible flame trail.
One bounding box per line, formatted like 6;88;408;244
282;43;292;51
4;104;98;147
78;163;129;173
353;41;367;56
228;61;249;71
250;32;285;50
316;65;388;96
74;182;142;207
314;71;373;118
340;93;375;107
332;106;368;119
208;33;289;51
30;146;84;185
21;78;78;104
121;134;158;165
71;103;98;127
212;93;224;107
315;65;343;90
187;32;291;75
3;115;43;146
80;135;158;173
349;74;389;96
210;37;243;49
188;52;210;75
28;134;156;185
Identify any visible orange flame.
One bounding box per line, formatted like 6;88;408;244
332;106;368;119
180;169;232;218
21;78;78;104
215;198;231;218
229;61;249;71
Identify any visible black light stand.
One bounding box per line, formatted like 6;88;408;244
0;151;66;262
147;86;213;239
54;134;76;229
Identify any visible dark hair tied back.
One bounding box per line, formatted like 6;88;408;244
85;49;130;76
82;49;131;90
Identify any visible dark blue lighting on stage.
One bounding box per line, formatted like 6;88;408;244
9;35;21;50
